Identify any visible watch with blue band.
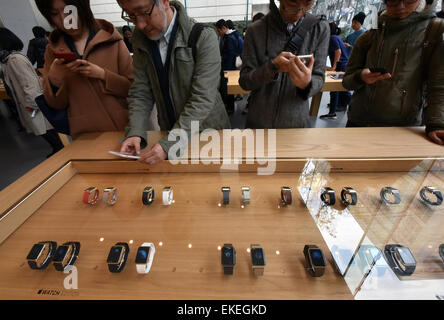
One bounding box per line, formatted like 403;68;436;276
53;241;81;272
107;242;130;273
26;241;57;270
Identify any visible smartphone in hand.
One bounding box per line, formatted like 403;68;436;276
54;52;79;63
369;67;389;74
297;54;314;67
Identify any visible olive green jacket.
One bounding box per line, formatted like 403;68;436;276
343;1;444;133
125;1;230;154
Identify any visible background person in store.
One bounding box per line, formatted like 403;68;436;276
343;12;366;56
343;0;444;145
320;22;351;119
35;0;133;139
0;28;64;157
437;0;444;17
27;26;49;69
122;25;134;53
118;0;230;164
239;0;329;129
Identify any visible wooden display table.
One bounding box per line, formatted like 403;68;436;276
0;128;442;300
224;70;346;116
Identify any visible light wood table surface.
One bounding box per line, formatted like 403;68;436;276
224;70;346;117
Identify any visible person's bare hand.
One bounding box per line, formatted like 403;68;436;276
288;55;314;89
272;52;296;73
48;58;69;87
344;42;351;48
120;136;142;155
66;59;105;80
361;68;391;85
428;130;444;145
139;143;167;165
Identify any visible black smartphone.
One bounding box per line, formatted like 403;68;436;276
369;67;389;74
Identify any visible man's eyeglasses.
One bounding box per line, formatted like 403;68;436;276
384;0;418;7
121;2;156;23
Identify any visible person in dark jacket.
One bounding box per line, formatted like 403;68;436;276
216;19;239;114
320;22;351;119
122;25;133;53
344;12;366;55
27;26;49;68
239;0;330;129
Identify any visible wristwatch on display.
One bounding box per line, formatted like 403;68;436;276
241;187;250;205
135;243;155;274
419;186;443;206
221;243;236;275
384;244;416;276
281;187;292;206
162;187;174;206
341;187;358;206
103;187;118;206
439;244;444;263
26;241;57;270
222;187;230;205
53;242;80;272
107;242;130;273
142;187;155;205
380;187;401;205
321;187;335;206
303;245;326;277
83;187;99;205
250;244;266;276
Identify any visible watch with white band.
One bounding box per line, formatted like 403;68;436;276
162;187;173;205
135;243;156;274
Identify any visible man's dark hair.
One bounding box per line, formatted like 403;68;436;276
32;26;47;38
0;27;24;51
35;0;96;31
252;12;265;22
226;20;235;29
122;25;132;33
216;19;227;29
329;22;341;36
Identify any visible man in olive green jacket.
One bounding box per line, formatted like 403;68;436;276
119;0;230;163
343;0;444;145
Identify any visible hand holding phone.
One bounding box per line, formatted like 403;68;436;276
297;54;314;67
54;52;79;64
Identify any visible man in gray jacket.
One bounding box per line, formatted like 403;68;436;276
119;0;230;164
239;0;329;129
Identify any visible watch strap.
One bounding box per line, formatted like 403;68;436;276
108;242;130;273
384;244;415;276
321;188;335;206
303;245;325;277
252;266;264;276
341;187;358;206
380;187;401;204
142;187;155;205
54;241;80;272
28;241;57;270
136;242;155;274
222;187;230;205
420;186;443;206
224;266;234;275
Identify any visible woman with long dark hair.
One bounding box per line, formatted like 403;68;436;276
0;27;64;157
35;0;133;138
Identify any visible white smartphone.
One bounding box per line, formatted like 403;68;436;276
108;151;140;160
297;54;313;66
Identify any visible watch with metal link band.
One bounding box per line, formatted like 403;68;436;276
321;187;335;206
380;187;401;204
83;187;99;205
250;244;266;276
221;187;230;205
107;242;130;273
241;187;250;205
53;242;80;272
303;245;326;277
162;187;173;205
221;243;236;275
135;243;155;274
384;244;416;276
103;187;118;205
281;187;292;206
341;187;358;206
420;186;443;206
142;187;155;205
26;241;57;270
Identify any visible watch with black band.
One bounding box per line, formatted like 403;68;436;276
384;244;416;276
53;242;80;272
321;187;335;206
303;245;326;277
222;187;230;205
142;187;155;205
221;243;236;275
281;187;292;206
26;241;57;270
341;187;358;206
439;244;444;263
107;242;130;273
380;187;401;205
250;244;266;276
420;186;443;206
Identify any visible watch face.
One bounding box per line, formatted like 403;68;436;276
221;247;235;265
53;245;70;262
107;246;124;264
395;247;416;267
309;248;326;267
135;247;150;264
27;243;45;260
251;248;265;266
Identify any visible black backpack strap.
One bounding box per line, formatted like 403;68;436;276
188;23;205;62
285;13;322;54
